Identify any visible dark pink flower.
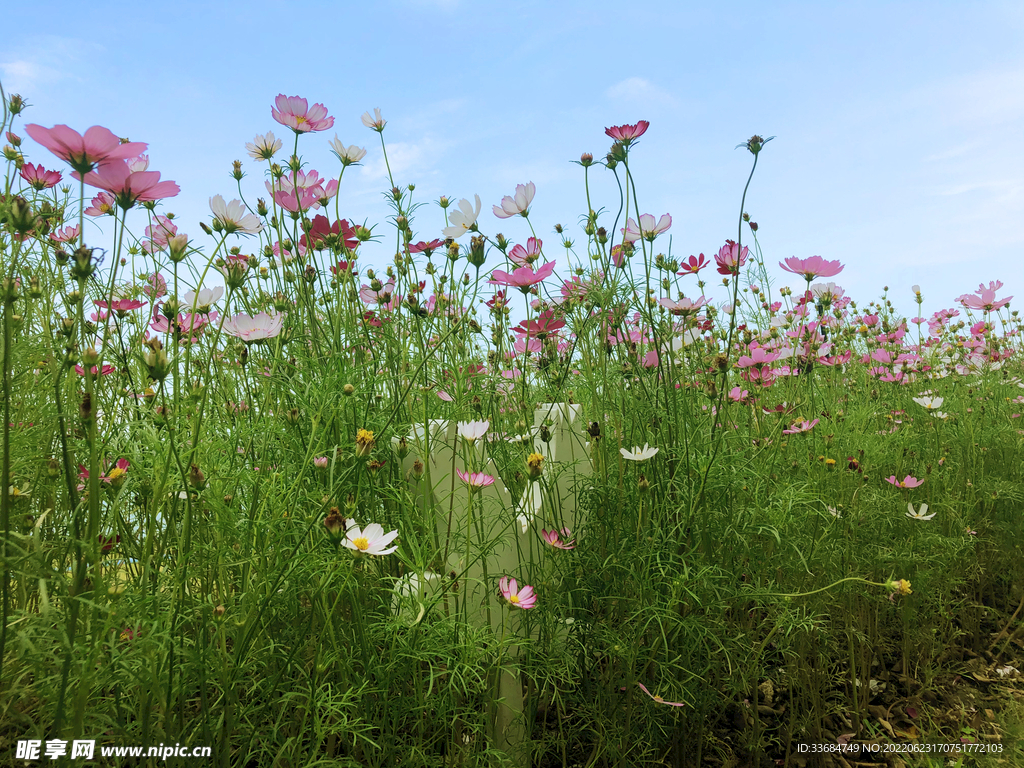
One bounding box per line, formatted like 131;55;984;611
408;239;443;256
715;240;748;276
677;253;709;276
23;124;147;175
19;162;62;190
271;94;334;133
77;160;179;209
779;256;844;281
541;528;576;550
605;120;650;144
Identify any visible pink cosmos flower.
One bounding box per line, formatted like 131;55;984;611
498;576;537;609
779;256;844;281
886;475;924;489
222;311;285;342
95;298;145;314
489;261;556;293
271;94;334;133
456;469;495;490
957;281;1013;312
50;225;80;244
313;456;329;469
605;120;650;144
408;239;444;256
84;191;117;217
508;237;542;266
715;240;748;276
636;682;686;707
541;528;576;550
782;418;819;435
515;310;566;340
677;253;709;276
142;273;167;299
75;364;116;376
493;182;536;219
735;347;781;369
623;213;672;243
19;162;62;190
77;160;179;209
23;124;147;174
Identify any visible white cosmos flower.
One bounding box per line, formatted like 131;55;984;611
620;444;659;461
245;131;282;160
912;395;944;410
329;136;367;165
442;195;482;240
343;520;399;555
906;503;936;521
210;195;262;235
361;108;386;131
457;420;489;443
182;286;224;310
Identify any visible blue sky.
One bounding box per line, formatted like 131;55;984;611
3;0;1022;321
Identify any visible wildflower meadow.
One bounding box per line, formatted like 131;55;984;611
2;81;1024;767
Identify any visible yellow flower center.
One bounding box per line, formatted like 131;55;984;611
106;467;125;481
509;595;520;604
295;116;307;124
352;537;369;551
654;695;664;702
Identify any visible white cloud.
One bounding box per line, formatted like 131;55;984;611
605;77;676;107
359;137;443;183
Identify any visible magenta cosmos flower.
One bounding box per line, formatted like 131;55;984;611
623;213;672;243
677;253;709;276
605;120;650;144
77;160;179;209
886;475;924;489
499;576;537;609
489;261;556;293
715;240;748;276
222;311;284;342
493;182;535;219
19;162;62;190
456;469;495;490
779;256;844;282
271;94;334;133
24;124;147;175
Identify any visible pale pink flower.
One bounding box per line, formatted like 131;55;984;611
735;347;781;369
456;469;495;490
23;124;147;174
77;160;179;209
886;475;924;489
957;281;1012;312
493;182;536;219
605;120;649;144
246;131;282;160
210;195;262;235
499;576;537;609
343;520;399;555
126;154;149;173
222;311;284;342
623;213;672;243
658;296;707;316
19;162;62;190
489;261;556;292
636;682;685;707
271;94;334;133
541;528;576;550
313;456;329;469
142;215;178;253
361;108;386;131
779;256;844;281
142;273;167;298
